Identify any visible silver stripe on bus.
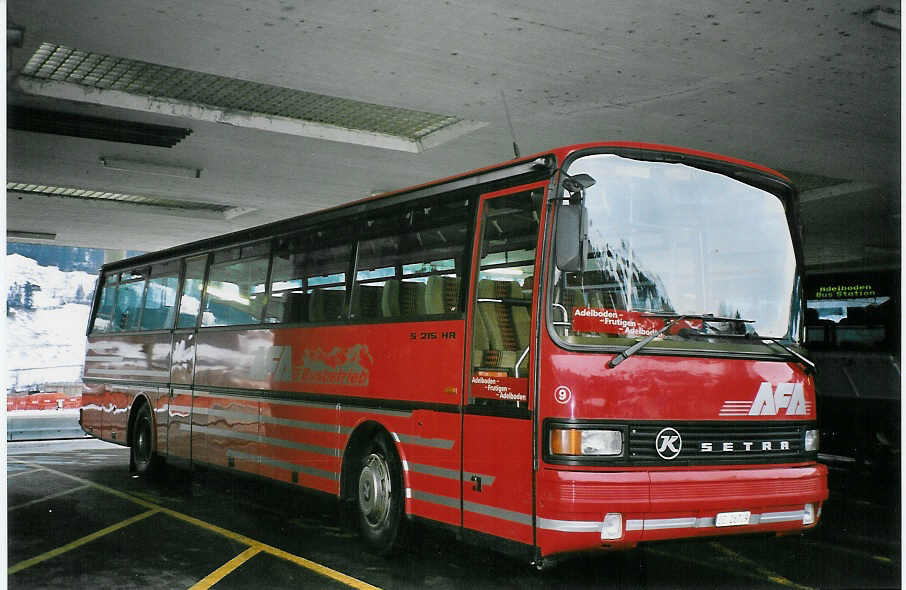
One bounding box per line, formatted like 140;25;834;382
758;509;805;523
183;423;339;457
341;405;412;418
84;355;124;362
632;517;698;531
86;368;170;378
463;500;532;526
405;462;496;486
189;389;412;417
410;490;459;510
190;391;339;419
536;518;602;533
393;432;455;450
225;449;339;481
412;493;532;527
625;509;805;531
172;399;448;452
179;405;353;435
102;384;148;393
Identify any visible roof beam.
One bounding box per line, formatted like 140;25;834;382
799;181;879;203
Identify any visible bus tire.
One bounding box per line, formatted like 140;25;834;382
355;432;405;554
130;402;160;476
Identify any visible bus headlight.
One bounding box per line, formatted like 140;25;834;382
550;428;623;456
804;429;820;452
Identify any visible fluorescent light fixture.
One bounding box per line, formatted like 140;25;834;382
7;230;56;241
7;181;254;220
17;43;486;152
100;157;202;179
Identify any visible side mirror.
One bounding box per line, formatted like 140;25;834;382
555;203;588;272
562;173;596;194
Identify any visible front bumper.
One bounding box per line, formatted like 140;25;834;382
536;463;828;557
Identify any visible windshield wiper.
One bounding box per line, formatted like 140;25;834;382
643;319;817;374
607;313;754;369
758;336;816;374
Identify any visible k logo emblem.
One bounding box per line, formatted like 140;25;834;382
655;427;682;460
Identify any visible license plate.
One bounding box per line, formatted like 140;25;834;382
715;511;751;527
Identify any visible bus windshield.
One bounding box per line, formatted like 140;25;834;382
551;153;799;354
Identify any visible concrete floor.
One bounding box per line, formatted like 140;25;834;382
7;439;900;589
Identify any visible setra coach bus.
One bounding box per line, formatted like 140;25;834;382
81;142;827;566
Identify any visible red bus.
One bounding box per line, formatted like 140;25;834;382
81;142;827;566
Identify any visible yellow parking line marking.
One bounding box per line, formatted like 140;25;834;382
265;544;379;589
709;542;814;590
8;484;91;511
9;459;381;590
188;546;262;590
8;468;43;478
8;508;160;574
156;509;380;590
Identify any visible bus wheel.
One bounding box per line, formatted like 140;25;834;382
130;403;159;475
355;433;404;553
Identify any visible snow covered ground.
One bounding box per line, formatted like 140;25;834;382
7;254;97;389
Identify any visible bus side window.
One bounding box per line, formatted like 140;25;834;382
268;240;305;324
177;255;207;328
140;260;180;331
351;199;469;321
202;244;270;327
405;259;460;315
306;243;351;322
266;236;351;325
92;273;119;333
111;270;147;332
352;234;399;320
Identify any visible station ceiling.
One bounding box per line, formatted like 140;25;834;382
6;0;901;272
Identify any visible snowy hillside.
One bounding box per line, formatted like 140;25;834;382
7;254;98;388
7;254;97;309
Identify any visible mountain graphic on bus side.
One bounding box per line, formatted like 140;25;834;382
298;344;373;387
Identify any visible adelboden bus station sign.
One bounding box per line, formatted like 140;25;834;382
806;270;892;301
812;284;879;300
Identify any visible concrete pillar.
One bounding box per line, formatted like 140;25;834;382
103;249;128;264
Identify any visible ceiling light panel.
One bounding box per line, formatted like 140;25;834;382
19;43;485;151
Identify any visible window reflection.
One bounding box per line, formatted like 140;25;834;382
553;154;797;348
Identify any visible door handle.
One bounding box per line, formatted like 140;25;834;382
470;475;482;492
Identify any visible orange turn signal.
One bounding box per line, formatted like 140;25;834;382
550;428;583;455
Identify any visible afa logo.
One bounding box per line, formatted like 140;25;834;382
720;382;810;417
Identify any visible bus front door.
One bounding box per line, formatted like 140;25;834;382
462;184;545;547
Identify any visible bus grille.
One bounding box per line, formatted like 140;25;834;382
627;422;814;466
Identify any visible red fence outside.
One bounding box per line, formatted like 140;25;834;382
7;392;82;411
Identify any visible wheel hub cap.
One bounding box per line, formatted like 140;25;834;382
358;453;391;528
